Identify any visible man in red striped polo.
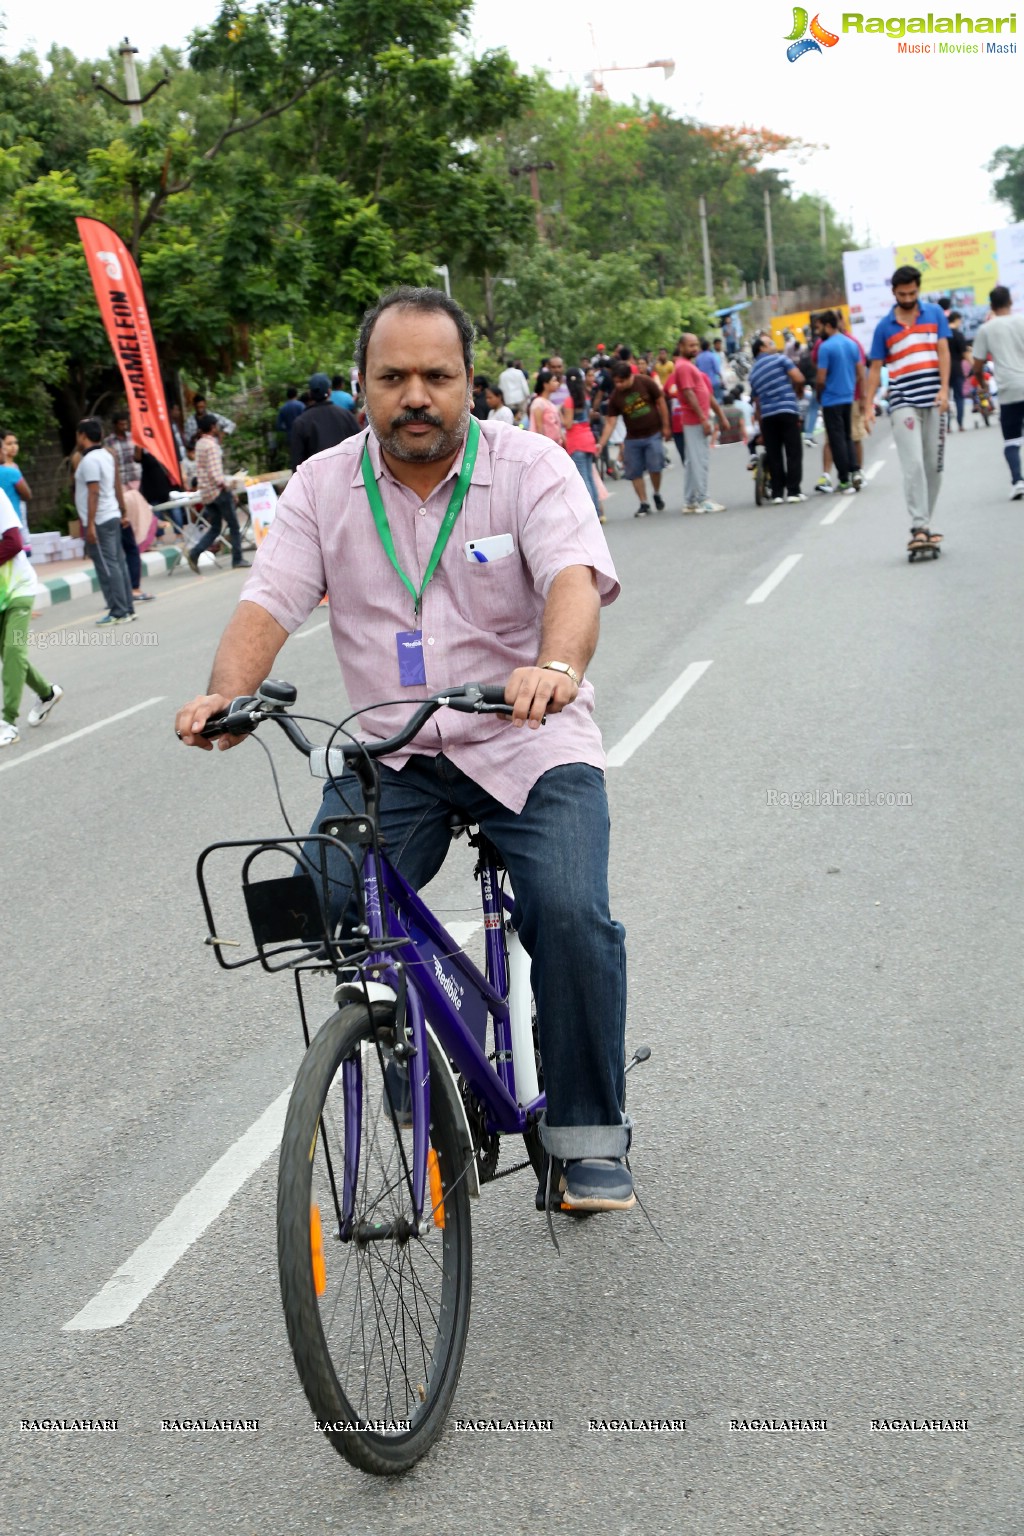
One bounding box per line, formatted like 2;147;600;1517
863;266;951;551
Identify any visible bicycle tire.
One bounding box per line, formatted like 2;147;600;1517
754;462;766;506
277;1003;472;1475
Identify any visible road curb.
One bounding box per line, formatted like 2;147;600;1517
35;546;183;610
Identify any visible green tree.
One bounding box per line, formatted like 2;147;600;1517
989;144;1024;221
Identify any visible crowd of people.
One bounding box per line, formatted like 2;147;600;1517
4;269;1024;751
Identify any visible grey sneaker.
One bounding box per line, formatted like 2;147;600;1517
560;1158;635;1211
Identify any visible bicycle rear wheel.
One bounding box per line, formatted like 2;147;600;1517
277;1003;472;1475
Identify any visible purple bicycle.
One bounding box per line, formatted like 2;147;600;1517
197;679;554;1474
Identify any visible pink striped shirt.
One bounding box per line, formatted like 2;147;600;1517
241;420;620;812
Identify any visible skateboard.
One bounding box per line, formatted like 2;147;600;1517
907;529;942;563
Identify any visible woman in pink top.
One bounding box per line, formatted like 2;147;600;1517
529;370;563;443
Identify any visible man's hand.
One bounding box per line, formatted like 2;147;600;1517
861;400;874;434
174;692;246;751
504;666;578;730
702;417;712;437
936;389;949;414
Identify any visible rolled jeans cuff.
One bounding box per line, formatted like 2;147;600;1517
538;1113;632;1161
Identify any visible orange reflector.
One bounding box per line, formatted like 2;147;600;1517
427;1148;445;1229
310;1204;326;1296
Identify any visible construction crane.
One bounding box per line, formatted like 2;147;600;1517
585;55;675;95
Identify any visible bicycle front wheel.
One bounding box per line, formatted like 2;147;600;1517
277;1003;472;1475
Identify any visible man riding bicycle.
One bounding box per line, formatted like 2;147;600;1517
175;286;635;1212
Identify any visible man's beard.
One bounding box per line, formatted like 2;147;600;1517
367;397;472;463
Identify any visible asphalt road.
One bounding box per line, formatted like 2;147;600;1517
3;423;1022;1534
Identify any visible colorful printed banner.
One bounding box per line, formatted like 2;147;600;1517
76;218;180;486
843;245;897;351
246;480;278;545
844;224;1024;345
894;229;998;308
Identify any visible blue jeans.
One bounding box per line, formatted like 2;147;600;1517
191;490;243;564
569;449;601;514
304;754;630;1160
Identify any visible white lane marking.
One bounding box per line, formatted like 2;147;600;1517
746;554;803;605
864;460;885;481
0;697;165;775
889;441;897;452
64;913;483;1327
819;500;847;525
64;1088;291;1331
291;619;330;643
606;661;713;768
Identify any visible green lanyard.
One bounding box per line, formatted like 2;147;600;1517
361;417;480;621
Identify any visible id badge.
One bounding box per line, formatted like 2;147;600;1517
396;629;427;686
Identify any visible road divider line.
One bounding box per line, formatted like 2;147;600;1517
746;555;803;605
864;460;885;481
819;501;847;525
64;1087;292;1332
0;697;165;775
606;661;712;768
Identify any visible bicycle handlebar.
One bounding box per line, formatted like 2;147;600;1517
199;679;513;765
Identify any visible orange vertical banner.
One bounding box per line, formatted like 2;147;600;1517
75;217;181;486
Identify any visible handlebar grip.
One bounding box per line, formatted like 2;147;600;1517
199;695;258;739
477;684;508;705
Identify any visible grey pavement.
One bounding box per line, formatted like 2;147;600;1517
2;426;1021;1534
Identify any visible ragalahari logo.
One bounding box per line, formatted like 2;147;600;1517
785;8;840;59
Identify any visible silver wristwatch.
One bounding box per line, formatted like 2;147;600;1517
542;661;581;687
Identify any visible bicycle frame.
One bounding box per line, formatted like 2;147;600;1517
339;839;545;1233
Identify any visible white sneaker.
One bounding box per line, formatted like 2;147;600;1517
0;721;20;747
700;499;725;513
786;493;807;503
27;682;63;727
1010;481;1024;501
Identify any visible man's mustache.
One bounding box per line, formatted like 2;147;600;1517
392;411;444;430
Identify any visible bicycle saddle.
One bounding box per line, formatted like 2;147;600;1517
447;811;474;837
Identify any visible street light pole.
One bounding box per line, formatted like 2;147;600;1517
119;38;143;126
699;195;713;301
764;188;779;302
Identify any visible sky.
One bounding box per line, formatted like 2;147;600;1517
2;0;1021;253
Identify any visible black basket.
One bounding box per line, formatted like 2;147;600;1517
196;833;360;973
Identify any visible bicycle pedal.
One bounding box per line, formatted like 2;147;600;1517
624;1045;652;1075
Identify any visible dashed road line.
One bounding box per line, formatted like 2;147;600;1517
746;554;803;605
0;697;166;774
64;1088;292;1332
606;660;713;768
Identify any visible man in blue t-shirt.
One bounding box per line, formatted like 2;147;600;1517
695;338;724;401
748;337;807;501
815;310;864;494
330;373;355;411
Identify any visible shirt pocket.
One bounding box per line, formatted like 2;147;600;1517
455;551;536;635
